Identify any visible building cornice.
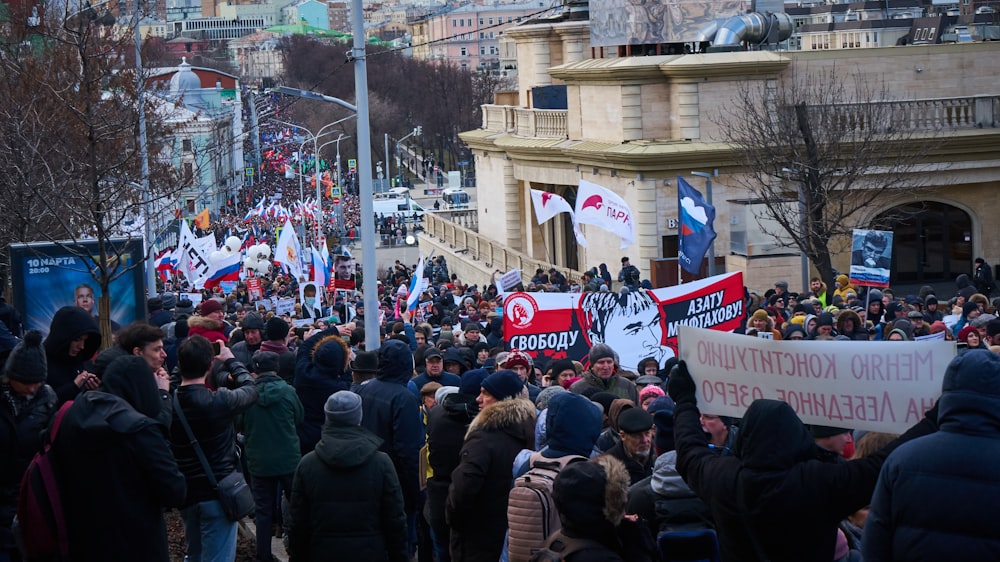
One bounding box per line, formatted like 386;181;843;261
548;51;791;83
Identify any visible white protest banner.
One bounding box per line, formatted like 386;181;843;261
498;269;522;292
180;292;203;307
678;326;956;434
915;331;946;342
275;297;296;316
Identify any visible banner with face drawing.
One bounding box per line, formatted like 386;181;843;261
503;272;745;372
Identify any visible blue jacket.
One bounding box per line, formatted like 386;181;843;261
355;339;422;515
864;350;1000;561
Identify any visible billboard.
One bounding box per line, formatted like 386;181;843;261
589;0;749;47
503;272;744;371
9;239;147;336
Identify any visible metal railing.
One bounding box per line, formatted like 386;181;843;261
423;212;586;284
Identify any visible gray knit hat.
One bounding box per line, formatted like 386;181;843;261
324;391;363;426
589;343;616;364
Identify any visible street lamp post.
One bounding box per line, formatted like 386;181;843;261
691;170;718;277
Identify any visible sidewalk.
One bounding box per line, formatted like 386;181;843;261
240;519;289;562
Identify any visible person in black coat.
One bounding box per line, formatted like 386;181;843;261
356;340;423;541
425;370;485;562
0;331;57;560
294;326;352;454
44;306;102;405
446;371;535;562
288;391;407;562
864;350;1000;561
52;355;186;561
667;362;938;562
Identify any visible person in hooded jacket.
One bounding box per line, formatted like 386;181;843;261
355;339;423;551
242;351;304;562
667;362;938;562
863;350;1000;561
836;309;869;341
52;355;187;561
425;369;486;562
294;326;352;455
230;312;265;366
44;305;102;406
626;450;714;543
0;331;56;560
955;273;978;302
288;391;406;562
447;370;534;562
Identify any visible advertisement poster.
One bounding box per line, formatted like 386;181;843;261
503;272;744;371
678;326;954;433
849;229;893;287
9;239;146;336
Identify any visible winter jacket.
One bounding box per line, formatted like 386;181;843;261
407;369;462;400
186;315;228;343
44;306;101;405
259;339;295;384
169;359;258;507
570;370;638;403
956;273;978;301
627;451;714;540
294;327;352;454
447;398;535;562
606;440;653;486
0;383;56;551
673;398;936;562
864;350;1000;561
288;423;407;562
425;391;478;538
52;363;186;562
242;373;303;477
835;309;869;341
230;338;261;366
356;339;422;514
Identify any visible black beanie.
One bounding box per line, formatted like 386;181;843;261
3;330;47;384
265;317;290;341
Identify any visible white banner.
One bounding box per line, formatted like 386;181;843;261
678;326;956;434
177;221;211;288
530;189;573;225
275;297;296;316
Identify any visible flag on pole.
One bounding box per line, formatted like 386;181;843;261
677;176;718;275
193;208;211;230
177;221;211;288
204;251;241;290
530;189;573;224
274;218;304;280
311;243;329;287
406;257;425;312
574;179;636;249
154;248;177;282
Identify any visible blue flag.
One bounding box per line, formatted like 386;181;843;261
678;177;717;275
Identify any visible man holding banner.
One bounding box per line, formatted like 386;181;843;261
665;328;945;562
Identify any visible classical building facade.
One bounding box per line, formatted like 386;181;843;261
429;19;1000;292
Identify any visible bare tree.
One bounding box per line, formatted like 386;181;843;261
0;8;183;343
712;69;940;292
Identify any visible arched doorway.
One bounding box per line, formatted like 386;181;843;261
871;202;972;285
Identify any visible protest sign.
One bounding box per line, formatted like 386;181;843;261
678;326;955;433
504;272;744;371
275;297;296;316
849;229;893;287
181;292;202;307
498;269;522;292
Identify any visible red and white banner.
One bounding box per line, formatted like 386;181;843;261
574;180;636;249
503;272;745;372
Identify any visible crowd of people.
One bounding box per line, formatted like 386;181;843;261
2;258;1000;562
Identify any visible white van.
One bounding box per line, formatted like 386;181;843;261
441;187;470;209
373;198;425;220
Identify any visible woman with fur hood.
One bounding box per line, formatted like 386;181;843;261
294;326;352;455
447;370;535;562
836;309;869;341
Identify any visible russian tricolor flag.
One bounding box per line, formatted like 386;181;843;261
204;252;241;289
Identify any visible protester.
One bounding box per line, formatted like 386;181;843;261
44;306;101;405
52;356;186;561
0;331;57;560
668;361;939;561
170;335;258;562
864;350;1000;561
231;312;264;365
293;325;351;455
446;370;533;561
287;391;407;562
569;344;638;402
606;407;655;485
242;351;303;562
